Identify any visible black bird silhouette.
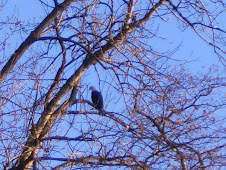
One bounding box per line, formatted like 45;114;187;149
89;86;104;114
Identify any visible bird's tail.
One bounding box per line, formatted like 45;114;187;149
99;109;104;116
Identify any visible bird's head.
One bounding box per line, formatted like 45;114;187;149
89;86;96;91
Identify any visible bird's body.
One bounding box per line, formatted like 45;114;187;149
89;86;104;113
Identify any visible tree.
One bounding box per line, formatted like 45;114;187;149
0;0;225;169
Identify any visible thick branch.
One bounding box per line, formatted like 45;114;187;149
0;0;76;83
12;1;168;169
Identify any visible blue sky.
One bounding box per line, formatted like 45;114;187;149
2;0;224;73
1;0;225;169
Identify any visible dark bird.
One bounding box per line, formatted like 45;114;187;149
89;86;104;114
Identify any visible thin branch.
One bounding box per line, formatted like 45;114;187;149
0;0;76;83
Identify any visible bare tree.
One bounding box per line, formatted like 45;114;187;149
0;0;225;169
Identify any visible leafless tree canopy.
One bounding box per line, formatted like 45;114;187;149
0;0;225;169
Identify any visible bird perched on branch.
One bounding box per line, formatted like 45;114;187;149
89;86;104;114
